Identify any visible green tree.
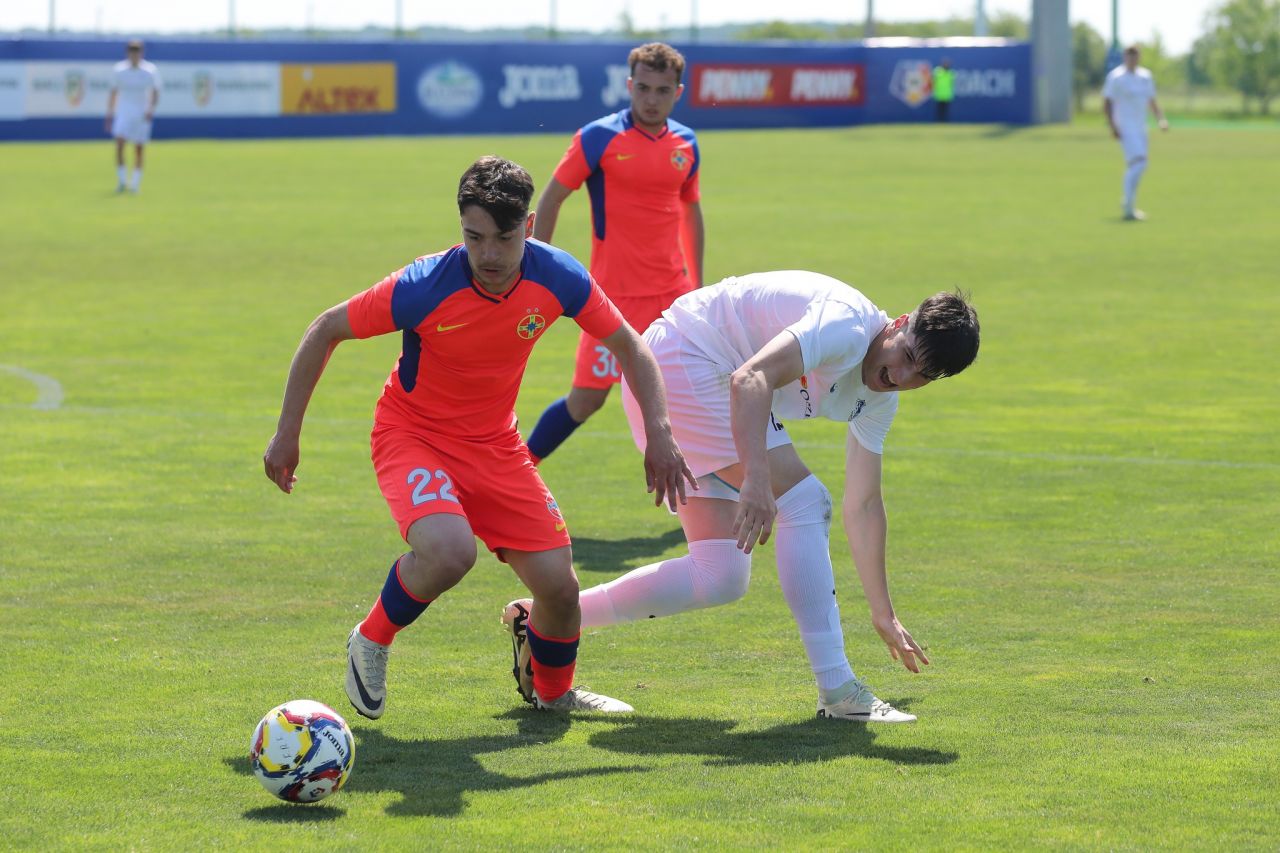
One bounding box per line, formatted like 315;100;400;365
735;20;836;41
1072;21;1107;110
1141;31;1187;91
987;11;1029;39
1205;0;1280;113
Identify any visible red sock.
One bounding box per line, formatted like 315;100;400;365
358;598;400;646
527;622;579;703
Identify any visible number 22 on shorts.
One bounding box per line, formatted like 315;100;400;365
407;468;460;505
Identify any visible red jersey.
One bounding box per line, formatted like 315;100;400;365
553;108;700;298
347;240;624;443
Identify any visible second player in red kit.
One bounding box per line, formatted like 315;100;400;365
525;42;704;463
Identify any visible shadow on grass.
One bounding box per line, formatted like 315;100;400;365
571;527;686;574
586;702;958;768
226;710;645;818
242;803;345;821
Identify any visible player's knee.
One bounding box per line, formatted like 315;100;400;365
689;539;752;607
536;574;581;618
775;475;833;530
410;539;475;587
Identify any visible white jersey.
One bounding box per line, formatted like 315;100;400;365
663;270;898;453
1102;66;1155;134
111;60;160;116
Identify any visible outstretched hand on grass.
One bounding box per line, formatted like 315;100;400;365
873;614;930;673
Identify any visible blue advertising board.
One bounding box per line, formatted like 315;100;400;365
0;38;1031;141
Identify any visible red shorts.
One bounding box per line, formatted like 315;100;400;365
572;285;695;389
370;422;570;554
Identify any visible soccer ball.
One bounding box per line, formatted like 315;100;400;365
249;699;355;803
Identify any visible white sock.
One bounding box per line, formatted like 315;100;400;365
774;475;855;692
1123;159;1146;211
579;538;750;627
131;168;143;190
117;165;126;185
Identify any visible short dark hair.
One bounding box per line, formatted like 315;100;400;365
629;42;686;84
1124;45;1140;57
456;156;534;233
909;290;980;380
127;40;143;52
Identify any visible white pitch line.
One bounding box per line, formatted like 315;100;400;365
0;364;64;410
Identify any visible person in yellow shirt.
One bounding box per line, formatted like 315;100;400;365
933;58;954;122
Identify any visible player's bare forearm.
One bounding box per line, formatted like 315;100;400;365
533;178;572;243
843;436;894;618
730;332;804;481
843;496;894;619
728;367;773;482
264;304;354;492
604;324;695;507
728;331;804;551
685;201;705;287
275;306;351;433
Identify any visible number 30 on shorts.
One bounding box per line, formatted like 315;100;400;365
407;468;460;505
592;345;621;380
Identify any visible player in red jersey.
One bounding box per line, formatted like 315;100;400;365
263;156;694;718
525;42;704;463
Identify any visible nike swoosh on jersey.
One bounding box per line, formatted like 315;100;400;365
555;522;567;532
615;154;635;160
436;322;468;332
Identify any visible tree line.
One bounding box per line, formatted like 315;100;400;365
733;0;1279;114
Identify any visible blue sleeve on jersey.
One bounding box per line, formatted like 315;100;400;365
671;120;700;182
578;112;627;174
526;241;592;316
390;249;468;330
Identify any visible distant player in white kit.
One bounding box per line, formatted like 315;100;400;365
1102;45;1168;221
504;271;980;723
104;40;160;194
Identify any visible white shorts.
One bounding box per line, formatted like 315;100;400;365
1119;128;1148;162
621;317;794;480
112;113;152;144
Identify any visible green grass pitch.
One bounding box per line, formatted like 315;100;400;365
2;122;1278;849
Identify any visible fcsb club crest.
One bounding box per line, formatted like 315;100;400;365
889;60;934;108
516;313;546;340
545;495;563;520
65;71;85;107
670;148;691;171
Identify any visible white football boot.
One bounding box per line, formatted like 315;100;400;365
817;677;916;723
345;626;390;720
501;599;536;704
533;686;634;713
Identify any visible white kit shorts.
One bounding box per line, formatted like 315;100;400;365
621;317;794;480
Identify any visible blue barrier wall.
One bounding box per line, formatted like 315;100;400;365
0;38;1031;141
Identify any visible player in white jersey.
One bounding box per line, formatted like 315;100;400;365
104;41;161;194
503;271;980;723
1102;45;1169;221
